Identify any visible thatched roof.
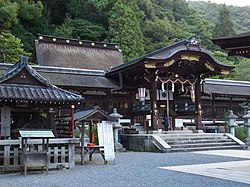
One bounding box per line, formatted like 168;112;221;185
34;34;123;70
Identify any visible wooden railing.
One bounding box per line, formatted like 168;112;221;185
0;138;79;172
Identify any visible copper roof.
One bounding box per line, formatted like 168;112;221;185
34;34;123;70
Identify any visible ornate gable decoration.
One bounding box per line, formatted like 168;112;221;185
0;56;51;86
185;36;201;51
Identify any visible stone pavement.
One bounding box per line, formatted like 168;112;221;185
1;148;250;187
160;150;250;185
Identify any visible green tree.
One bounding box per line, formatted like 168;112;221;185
54;18;106;41
232;58;250;81
213;4;236;38
0;0;19;31
108;0;145;62
68;0;111;27
0;32;30;63
172;0;190;21
16;0;43;23
186;11;214;49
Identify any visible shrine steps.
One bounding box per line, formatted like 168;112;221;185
159;133;247;152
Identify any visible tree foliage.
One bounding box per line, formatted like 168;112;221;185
213;4;235;38
0;0;19;31
0;32;30;63
0;0;249;81
108;0;145;62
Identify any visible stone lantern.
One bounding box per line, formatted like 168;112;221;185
109;108;124;151
243;110;250;145
228;110;238;136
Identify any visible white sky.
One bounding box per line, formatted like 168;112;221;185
188;0;250;7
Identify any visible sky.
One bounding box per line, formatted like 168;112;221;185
188;0;250;7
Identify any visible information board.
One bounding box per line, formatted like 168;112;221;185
175;119;183;127
97;121;115;162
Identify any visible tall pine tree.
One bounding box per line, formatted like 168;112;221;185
213;4;235;38
108;0;145;62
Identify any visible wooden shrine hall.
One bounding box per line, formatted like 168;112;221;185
0;34;249;138
212;32;250;58
106;36;234;130
0;57;82;139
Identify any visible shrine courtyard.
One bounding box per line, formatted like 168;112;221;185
1;149;250;187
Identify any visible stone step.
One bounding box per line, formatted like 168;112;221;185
166;139;233;144
170;145;244;152
169;142;237;148
163;137;229;142
160;134;226;139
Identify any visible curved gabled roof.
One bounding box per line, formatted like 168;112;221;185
106;36;234;78
0;57;82;102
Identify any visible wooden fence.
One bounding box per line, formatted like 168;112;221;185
0;138;79;173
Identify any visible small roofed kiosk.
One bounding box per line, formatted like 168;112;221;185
106;36;234;130
74;106;115;165
212;32;250;58
0;57;82;139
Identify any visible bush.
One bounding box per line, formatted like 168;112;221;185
235;127;247;141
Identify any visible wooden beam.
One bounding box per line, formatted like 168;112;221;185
195;79;203;130
150;76;158;130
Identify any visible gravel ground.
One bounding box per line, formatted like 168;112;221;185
1;150;250;187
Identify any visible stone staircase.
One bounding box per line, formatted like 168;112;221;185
159;133;247;152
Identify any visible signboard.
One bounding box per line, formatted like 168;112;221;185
1;106;11;137
19;130;55;138
97;121;115;162
175;119;183;127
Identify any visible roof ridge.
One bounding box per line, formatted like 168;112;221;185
37;34;121;51
0;56;52;86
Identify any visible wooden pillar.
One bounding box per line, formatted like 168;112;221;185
195;79;202;130
150;77;158;130
81;121;85;165
71;105;75;137
1;106;11;139
212;95;216;123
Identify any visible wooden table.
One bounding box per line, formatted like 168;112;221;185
82;145;107;164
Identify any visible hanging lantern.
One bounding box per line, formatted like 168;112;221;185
161;82;165;92
138;88;146;103
172;82;175;92
190;86;195;102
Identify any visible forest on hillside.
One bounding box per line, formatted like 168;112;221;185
0;0;249;80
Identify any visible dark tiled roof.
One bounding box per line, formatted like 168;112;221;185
0;56;51;86
0;84;81;102
74;106;115;122
35;66;119;89
0;63;119;89
34;34;123;70
212;32;250;40
0;57;82;102
204;78;250;97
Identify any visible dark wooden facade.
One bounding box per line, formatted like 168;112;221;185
212;32;250;58
0;57;82;139
1;34;249;138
